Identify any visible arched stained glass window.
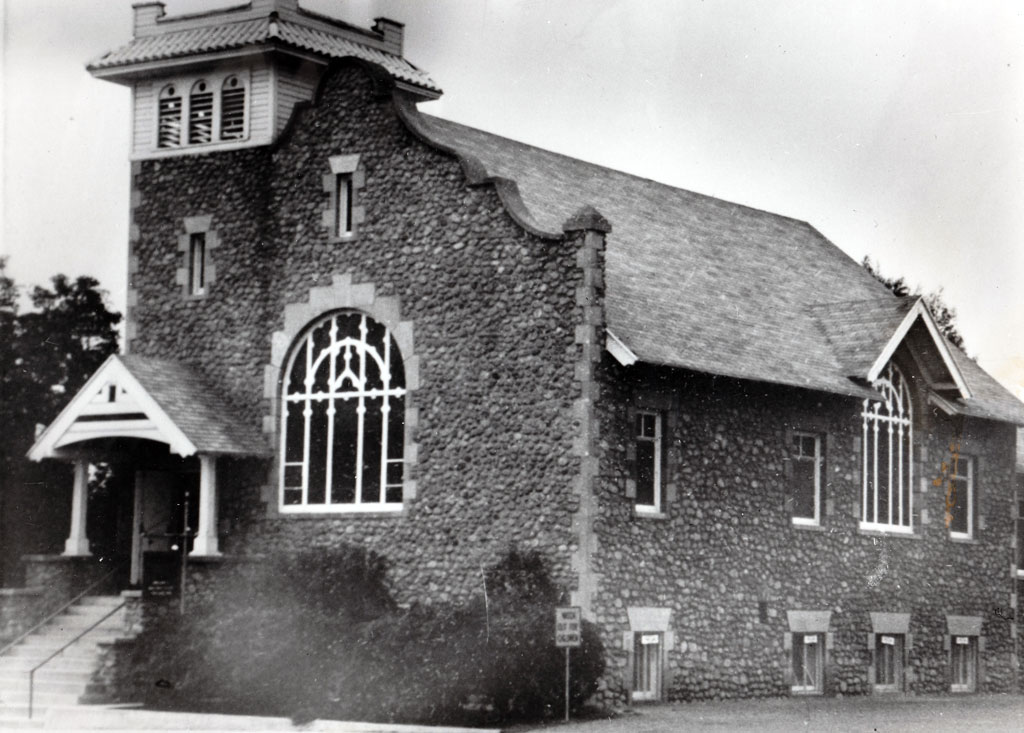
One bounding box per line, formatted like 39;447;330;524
280;312;405;512
861;363;913;531
157;85;182;148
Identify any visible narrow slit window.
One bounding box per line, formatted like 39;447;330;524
158;85;182;148
635;411;662;513
791;433;821;525
948;456;973;539
188;233;206;295
220;76;246;140
335;174;353;237
188;80;214;144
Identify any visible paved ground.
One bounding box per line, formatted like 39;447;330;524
523;694;1024;733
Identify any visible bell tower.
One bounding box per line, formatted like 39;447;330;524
88;0;440;160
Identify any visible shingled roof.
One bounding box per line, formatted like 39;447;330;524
29;355;269;460
119;354;270;455
87;2;440;96
408;111;1024;426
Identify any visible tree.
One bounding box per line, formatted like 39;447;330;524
862;257;965;349
0;260;121;585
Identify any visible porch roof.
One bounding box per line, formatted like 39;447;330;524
28;354;271;461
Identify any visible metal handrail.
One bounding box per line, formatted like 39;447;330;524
28;599;127;719
0;563;120;658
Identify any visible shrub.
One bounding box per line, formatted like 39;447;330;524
118;547;604;725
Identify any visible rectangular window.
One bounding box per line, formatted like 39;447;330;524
950;636;977;692
792;633;824;693
1016;477;1024;576
635;412;662;513
948;456;973;538
791;433;821;525
188;233;206;296
335;174;353;237
632;632;662;701
874;634;905;691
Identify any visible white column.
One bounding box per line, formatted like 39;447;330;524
190;454;220;557
129;471;144;585
63;459;91;556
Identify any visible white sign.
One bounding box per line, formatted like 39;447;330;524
955;636;970;646
640;634;660;645
555;607;582;647
804;635;818;645
881;635;895;646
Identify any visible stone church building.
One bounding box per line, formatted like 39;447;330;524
12;0;1024;704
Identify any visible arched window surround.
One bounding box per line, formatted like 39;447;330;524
263;274;420;516
860;362;914;533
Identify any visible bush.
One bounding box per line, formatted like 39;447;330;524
119;547;604;725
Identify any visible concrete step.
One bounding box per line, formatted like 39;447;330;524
0;669;92;686
1;643;102;660
0;676;92;696
76;595;124;606
0;690;82;707
0;655;100;673
0;712;44;729
22;629;123;646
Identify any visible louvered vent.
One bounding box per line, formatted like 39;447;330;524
157;86;182;148
220;76;246;140
188;81;214;144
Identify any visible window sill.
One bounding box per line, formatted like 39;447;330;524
791;519;825;532
276;504;405;518
634;507;668;520
949;534;977;544
790;688;823;696
858;522;919;539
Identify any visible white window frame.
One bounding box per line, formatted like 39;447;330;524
791;432;822;526
634;411;662;515
335;173;354;238
791;632;824;694
874;633;905;692
948;456;974;540
187;233;206;296
860;363;914;534
950;635;977;693
632;631;662;701
279;311;406;514
154;70;249;151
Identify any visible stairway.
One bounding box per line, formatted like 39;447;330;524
0;595;126;727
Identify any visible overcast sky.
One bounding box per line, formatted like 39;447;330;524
2;0;1022;396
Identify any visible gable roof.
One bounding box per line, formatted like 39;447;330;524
88;5;440;97
29;355;270;461
407;111;1024;425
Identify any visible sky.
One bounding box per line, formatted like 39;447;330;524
2;0;1022;397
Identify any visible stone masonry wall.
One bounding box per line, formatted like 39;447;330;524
591;359;1018;703
130;62;583;606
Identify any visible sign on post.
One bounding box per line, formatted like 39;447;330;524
555;606;582;647
555;606;582;722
